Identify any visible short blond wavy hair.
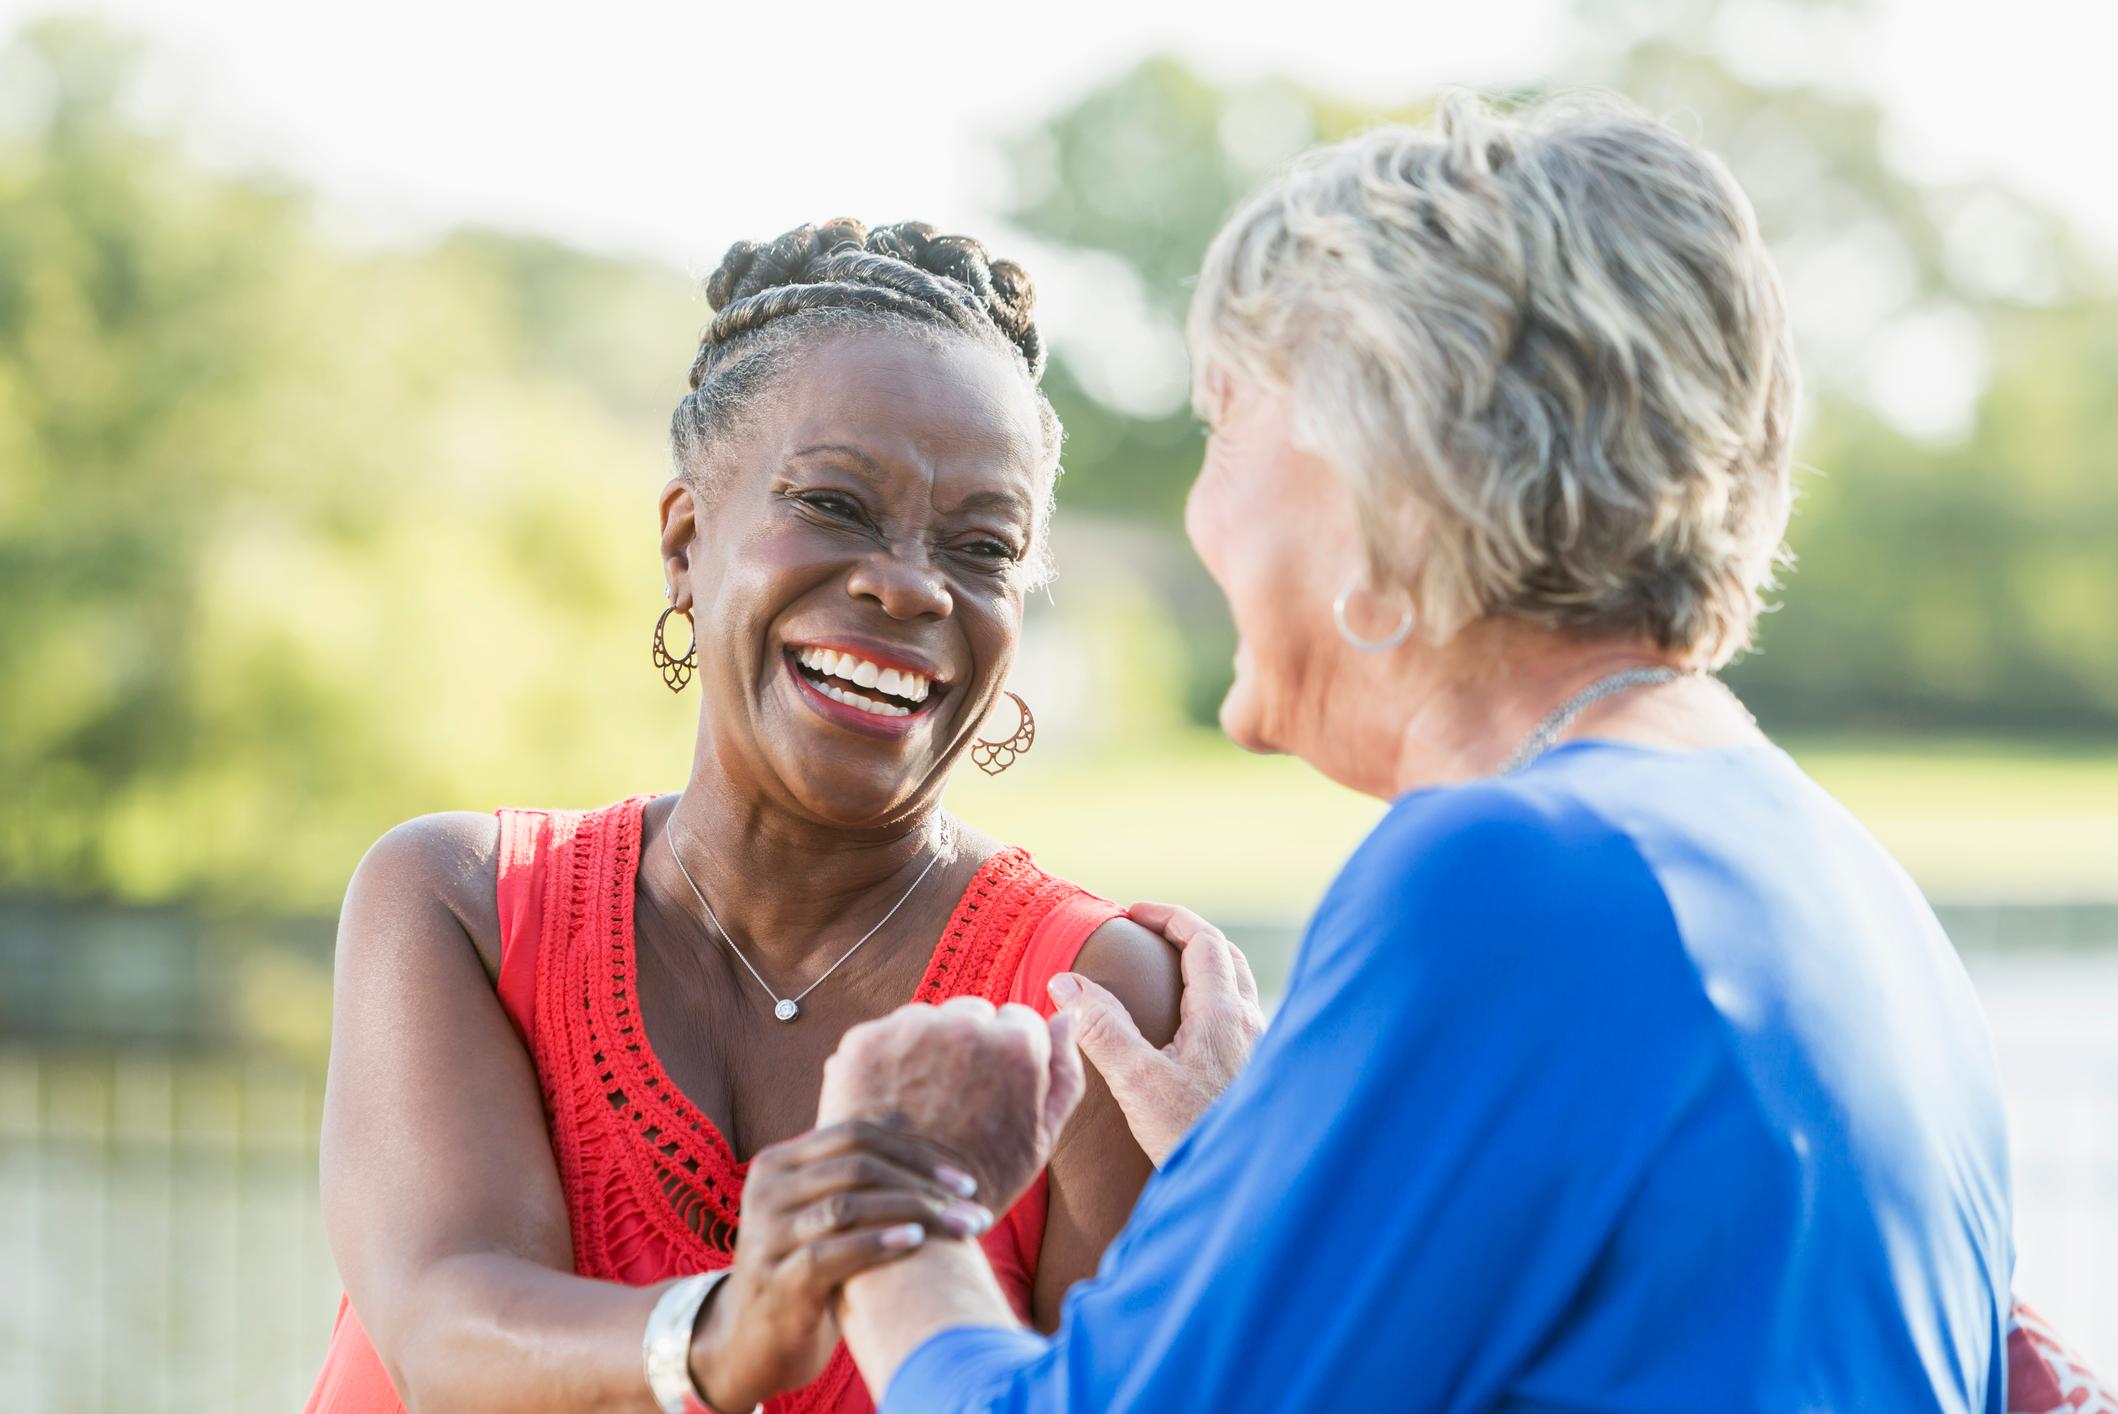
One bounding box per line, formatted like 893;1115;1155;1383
1189;92;1798;667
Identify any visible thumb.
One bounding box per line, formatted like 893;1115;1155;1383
1049;972;1153;1087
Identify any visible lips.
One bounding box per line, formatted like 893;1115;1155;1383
783;641;949;734
792;646;934;713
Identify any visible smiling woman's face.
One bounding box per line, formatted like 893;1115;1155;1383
1185;371;1368;764
661;329;1047;830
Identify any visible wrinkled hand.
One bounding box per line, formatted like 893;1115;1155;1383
688;1120;992;1411
1046;901;1264;1166
816;997;1088;1212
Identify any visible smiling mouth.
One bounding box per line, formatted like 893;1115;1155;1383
787;645;941;720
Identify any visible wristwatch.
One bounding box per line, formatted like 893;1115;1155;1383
642;1269;757;1414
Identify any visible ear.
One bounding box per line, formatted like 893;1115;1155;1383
658;477;699;612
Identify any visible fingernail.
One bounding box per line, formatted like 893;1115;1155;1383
881;1222;926;1250
1047;973;1080;1004
943;1201;994;1236
935;1165;979;1198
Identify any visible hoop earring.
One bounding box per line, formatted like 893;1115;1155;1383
971;692;1035;776
1332;580;1414;653
651;606;698;693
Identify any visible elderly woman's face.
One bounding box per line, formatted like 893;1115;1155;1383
1184;372;1366;759
665;332;1045;827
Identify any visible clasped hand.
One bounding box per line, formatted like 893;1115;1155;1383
685;1120;992;1411
690;902;1264;1410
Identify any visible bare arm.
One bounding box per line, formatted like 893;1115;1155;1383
320;813;666;1412
1028;918;1180;1330
321;815;975;1412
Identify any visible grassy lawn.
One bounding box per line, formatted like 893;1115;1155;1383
1786;736;2118;904
947;730;2118;924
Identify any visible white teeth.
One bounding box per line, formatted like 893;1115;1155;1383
816;681;910;717
793;647;933;706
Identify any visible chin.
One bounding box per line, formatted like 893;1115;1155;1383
1216;682;1281;758
781;760;929;831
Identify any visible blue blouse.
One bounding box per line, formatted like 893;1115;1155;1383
883;742;2014;1413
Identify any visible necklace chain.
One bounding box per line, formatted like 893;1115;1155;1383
1500;666;1690;775
663;812;949;1023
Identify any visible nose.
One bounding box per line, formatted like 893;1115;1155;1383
845;546;954;622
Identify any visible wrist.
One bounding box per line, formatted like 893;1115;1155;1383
645;1271;752;1414
684;1274;753;1414
840;1240;1016;1397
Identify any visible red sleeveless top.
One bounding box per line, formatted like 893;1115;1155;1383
307;795;1121;1414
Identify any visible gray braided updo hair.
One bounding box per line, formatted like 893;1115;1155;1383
671;218;1063;584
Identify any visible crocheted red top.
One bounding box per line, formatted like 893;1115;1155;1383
306;794;1121;1414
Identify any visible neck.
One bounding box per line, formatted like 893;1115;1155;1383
1370;623;1701;797
650;736;958;978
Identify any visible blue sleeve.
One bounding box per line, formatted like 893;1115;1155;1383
882;784;1727;1414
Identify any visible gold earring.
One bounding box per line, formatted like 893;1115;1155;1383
652;605;697;693
971;692;1035;776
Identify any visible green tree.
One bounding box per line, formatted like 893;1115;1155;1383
0;17;705;910
1002;9;2118;732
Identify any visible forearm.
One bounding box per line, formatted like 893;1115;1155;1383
378;1251;665;1414
839;1239;1021;1399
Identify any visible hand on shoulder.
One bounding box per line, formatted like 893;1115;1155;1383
1049;903;1264;1166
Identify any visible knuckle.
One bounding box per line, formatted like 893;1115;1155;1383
1082;1015;1129;1050
852;1154;895;1187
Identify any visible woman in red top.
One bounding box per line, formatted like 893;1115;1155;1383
304;220;1180;1414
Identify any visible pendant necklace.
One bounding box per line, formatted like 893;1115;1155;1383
1499;666;1754;775
664;815;948;1023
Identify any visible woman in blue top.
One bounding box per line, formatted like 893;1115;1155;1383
658;93;2018;1412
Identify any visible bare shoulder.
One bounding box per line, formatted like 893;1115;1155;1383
344;811;504;976
1070;915;1181;1049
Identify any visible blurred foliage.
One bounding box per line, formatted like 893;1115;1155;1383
1004;4;2118;733
3;2;2116;916
0;17;704;909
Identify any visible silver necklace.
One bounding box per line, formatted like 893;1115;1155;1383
1499;666;1688;775
663;817;948;1023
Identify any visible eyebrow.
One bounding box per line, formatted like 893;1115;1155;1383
790;443;887;477
954;488;1033;521
790;443;1034;523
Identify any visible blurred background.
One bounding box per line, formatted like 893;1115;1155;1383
1;0;2114;1406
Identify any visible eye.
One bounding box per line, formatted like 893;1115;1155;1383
955;537;1021;568
795;490;867;523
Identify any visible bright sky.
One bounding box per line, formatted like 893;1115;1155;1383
5;0;2113;431
12;0;2116;266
